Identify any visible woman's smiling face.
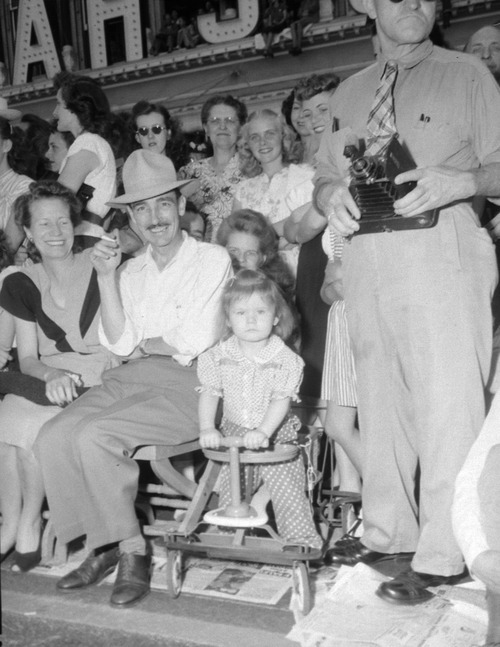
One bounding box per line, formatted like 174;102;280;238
247;115;282;167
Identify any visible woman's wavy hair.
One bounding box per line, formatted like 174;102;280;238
201;94;248;158
217;208;295;299
221;268;295;343
17;114;52;180
54;72;112;139
0;117;29;176
239;109;298;176
200;94;248;126
14;181;82;261
293;72;340;103
0;228;13;270
129;100;191;170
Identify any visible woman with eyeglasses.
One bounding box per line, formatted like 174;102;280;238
129;100;190;171
178;94;248;242
232;108;307;276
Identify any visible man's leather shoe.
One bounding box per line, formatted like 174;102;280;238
325;536;389;566
57;547;120;590
377;567;467;605
110;553;151;608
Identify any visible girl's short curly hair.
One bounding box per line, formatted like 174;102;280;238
222;268;295;343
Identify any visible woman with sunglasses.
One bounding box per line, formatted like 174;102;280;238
130;100;190;171
178;94;248;242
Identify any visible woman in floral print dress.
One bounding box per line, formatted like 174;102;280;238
178;95;247;242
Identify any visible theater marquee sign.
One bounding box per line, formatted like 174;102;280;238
11;0;260;87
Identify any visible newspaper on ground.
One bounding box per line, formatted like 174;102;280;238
287;563;488;647
152;555;293;604
31;547;293;606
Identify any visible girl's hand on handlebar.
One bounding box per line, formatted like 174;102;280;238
243;430;269;450
199;428;222;449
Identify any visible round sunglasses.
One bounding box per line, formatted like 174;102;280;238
136;125;167;137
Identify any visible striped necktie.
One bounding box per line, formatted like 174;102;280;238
365;60;398;157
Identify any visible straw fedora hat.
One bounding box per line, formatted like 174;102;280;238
0;97;21;121
108;150;192;206
350;0;367;14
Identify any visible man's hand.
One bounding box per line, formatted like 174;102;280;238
90;230;121;276
138;337;176;357
322;182;361;237
394;166;476;217
45;369;82;406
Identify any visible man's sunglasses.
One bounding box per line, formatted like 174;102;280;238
136;125;167;136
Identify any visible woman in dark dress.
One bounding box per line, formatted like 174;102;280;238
0;181;119;570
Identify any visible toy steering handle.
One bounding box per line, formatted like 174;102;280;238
217;435;268;517
219;435;269;449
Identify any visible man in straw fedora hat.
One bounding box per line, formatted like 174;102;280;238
313;0;500;606
36;150;232;608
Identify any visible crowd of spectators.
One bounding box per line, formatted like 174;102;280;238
148;0;321;57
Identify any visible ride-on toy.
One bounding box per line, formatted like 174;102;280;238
147;435;323;614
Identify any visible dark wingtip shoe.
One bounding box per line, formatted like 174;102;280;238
110;552;151;608
57;547;120;591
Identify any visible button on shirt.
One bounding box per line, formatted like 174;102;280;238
99;234;232;365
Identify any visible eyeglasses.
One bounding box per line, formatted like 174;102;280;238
388;0;435;3
136;125;167;137
207;117;238;128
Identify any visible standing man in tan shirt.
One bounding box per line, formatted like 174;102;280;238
314;0;500;604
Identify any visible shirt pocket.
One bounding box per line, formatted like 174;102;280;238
409;119;470;168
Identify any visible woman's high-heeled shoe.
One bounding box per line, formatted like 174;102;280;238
11;536;42;572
